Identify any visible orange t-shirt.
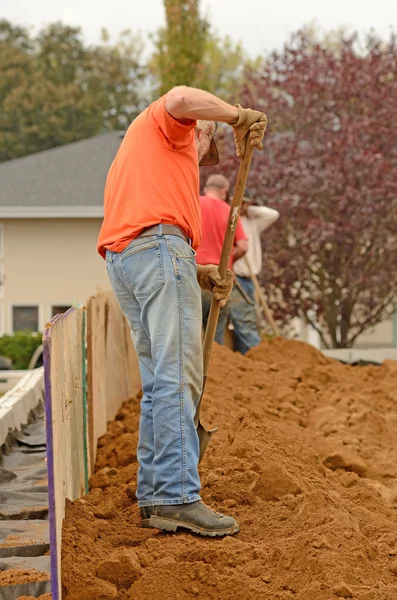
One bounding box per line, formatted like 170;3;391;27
97;95;201;259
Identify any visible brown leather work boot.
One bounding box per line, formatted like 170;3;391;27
148;500;239;537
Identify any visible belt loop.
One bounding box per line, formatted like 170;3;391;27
158;224;163;236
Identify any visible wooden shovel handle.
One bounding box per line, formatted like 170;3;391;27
202;144;255;378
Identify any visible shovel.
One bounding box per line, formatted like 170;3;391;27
195;142;256;462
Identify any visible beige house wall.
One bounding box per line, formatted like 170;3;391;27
0;218;110;333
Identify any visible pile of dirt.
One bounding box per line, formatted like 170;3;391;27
0;569;48;587
62;338;397;600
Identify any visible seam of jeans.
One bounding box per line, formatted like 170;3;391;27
164;235;197;259
107;260;134;298
165;237;188;501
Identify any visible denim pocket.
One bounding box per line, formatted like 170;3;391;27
165;235;196;259
119;239;165;298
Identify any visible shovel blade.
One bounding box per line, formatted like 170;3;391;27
197;421;218;463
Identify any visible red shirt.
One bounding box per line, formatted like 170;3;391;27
195;195;247;268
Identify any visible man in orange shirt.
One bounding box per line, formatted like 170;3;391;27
196;174;248;344
98;86;267;537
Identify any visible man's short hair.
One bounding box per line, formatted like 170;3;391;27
204;174;230;189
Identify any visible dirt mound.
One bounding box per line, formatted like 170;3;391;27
62;338;397;600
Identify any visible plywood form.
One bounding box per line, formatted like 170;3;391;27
86;290;141;470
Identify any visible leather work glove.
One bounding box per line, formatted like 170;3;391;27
197;265;234;307
232;104;268;159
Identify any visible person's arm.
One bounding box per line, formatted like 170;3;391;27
166;86;238;123
165;86;267;158
247;205;280;233
232;239;248;262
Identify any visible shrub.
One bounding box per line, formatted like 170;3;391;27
0;332;43;370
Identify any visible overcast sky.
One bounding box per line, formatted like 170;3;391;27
1;0;396;55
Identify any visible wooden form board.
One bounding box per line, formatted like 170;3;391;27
86;290;141;471
44;292;141;598
44;308;87;600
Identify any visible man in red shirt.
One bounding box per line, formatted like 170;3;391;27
196;174;248;344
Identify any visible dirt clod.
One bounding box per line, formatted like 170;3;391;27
333;582;354;597
89;470;112;490
96;548;141;588
93;501;116;520
323;450;367;476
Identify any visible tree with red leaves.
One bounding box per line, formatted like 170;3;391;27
220;31;397;348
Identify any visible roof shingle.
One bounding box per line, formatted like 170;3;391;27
0;132;122;211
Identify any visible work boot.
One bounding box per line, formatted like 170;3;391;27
140;507;154;528
148;501;239;537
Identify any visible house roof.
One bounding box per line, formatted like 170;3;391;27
0;132;123;218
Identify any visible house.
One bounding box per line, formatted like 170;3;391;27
0;132;123;334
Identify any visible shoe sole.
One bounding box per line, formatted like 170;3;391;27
148;515;239;537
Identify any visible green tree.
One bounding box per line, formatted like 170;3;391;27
151;15;258;101
198;34;260;102
0;20;146;162
152;0;209;95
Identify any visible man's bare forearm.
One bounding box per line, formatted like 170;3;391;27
166;86;238;124
233;244;248;262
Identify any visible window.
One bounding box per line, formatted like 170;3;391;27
51;305;72;318
12;306;39;332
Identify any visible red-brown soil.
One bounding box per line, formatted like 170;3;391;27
62;338;397;599
16;595;52;600
0;569;48;587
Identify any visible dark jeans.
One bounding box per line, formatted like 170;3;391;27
228;276;261;355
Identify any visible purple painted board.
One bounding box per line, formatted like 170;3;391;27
43;313;63;600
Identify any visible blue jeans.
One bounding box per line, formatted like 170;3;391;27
228;276;261;355
201;289;228;345
106;233;202;507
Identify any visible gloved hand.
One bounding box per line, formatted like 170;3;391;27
232;104;268;158
197;265;234;307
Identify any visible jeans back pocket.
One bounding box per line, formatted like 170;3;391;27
119;239;165;298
